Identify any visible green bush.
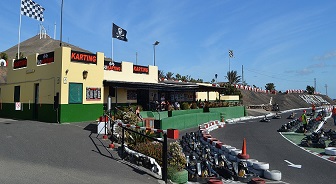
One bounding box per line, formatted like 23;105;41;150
181;102;190;110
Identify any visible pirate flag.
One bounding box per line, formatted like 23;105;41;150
112;23;128;42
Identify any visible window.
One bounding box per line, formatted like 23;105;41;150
69;83;83;104
109;86;115;97
14;86;20;102
127;90;137;100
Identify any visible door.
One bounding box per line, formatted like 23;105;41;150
33;83;39;120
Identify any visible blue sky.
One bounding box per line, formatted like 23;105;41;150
1;0;336;98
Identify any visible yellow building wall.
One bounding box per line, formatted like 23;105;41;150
59;47;104;105
2;48;62;104
220;95;240;101
196;91;219;101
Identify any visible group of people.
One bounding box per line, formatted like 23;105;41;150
300;104;336;134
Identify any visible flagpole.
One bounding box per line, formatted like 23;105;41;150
18;5;22;60
60;0;64;46
112;32;114;62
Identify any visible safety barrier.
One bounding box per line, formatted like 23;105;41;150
233;84;274;93
198;120;282;181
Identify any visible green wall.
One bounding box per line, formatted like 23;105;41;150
159;106;245;130
161;112;220;130
59;103;103;123
0;103;103;123
0;103;57;122
209;106;245;120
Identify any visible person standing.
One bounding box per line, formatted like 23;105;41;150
312;103;316;115
332;106;336;126
301;110;308;133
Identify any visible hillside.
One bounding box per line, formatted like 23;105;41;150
240;89;335;111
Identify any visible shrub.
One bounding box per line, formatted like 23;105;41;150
181;102;190;110
167;141;187;171
132;141;163;166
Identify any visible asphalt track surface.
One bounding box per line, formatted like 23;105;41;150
209;110;336;184
0;119;163;184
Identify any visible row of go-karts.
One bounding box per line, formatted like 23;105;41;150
181;131;265;183
277;111;336;149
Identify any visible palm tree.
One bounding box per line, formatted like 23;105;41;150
265;83;276;91
175;73;181;80
225;70;241;84
166;72;174;80
158;70;165;80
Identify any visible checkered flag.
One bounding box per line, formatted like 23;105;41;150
228;50;234;58
21;0;45;21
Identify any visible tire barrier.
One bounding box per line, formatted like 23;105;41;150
252;162;270;170
264;170;281;181
123;146;162;176
325;147;336;156
197;120;282;182
246;159;258;167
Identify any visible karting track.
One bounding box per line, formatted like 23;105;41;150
210;110;336;184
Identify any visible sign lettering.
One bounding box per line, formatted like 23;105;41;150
71;51;97;64
13;58;27;69
104;61;122;71
133;65;149;74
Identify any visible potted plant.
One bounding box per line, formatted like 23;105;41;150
167;141;188;183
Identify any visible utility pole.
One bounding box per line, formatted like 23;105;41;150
242;65;244;84
136;52;138;65
325;84;328;96
314;78;316;94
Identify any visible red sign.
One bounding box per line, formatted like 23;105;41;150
104;61;122;71
37;52;54;65
71;51;97;64
13;58;27;69
133;65;149;74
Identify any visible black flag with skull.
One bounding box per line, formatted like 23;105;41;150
112;23;128;42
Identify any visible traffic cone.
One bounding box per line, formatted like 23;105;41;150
102;135;108;140
238;138;250;159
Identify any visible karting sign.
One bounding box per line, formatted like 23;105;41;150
71;51;97;64
37;52;54;65
133;65;149;74
13;58;27;69
104;61;122;71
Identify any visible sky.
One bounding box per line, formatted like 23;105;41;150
1;0;336;99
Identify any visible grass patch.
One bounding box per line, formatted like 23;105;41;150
281;132;331;154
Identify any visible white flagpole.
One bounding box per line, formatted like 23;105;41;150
18;4;22;60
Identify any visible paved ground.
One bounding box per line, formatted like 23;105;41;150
209;110;336;184
0;118;164;184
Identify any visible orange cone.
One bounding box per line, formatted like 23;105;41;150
238;138;250;159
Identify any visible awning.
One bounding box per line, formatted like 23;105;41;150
103;80;225;92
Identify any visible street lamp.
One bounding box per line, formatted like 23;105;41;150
153;41;160;66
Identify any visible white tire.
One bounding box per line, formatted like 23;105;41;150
253;162;270;170
325;147;336;156
264;170;282;181
223;146;235;153
220;144;230;151
230;148;242;156
246;159;258;167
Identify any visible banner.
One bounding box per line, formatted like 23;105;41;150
21;0;45;21
112;23;128;42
